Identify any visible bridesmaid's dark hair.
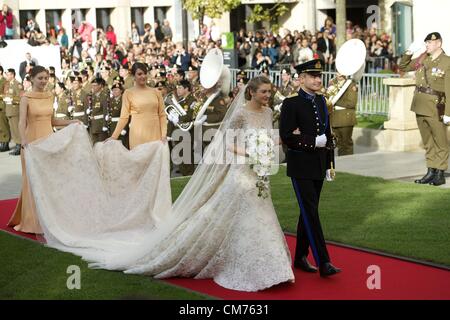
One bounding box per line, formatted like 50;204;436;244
131;62;148;76
244;76;272;101
29;65;49;78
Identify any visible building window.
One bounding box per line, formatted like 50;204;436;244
46;10;63;37
131;7;145;35
72;9;87;30
96;8;112;31
154;6;169;25
19;10;38;36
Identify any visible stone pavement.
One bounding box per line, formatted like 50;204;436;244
335;145;450;188
1;144;449;201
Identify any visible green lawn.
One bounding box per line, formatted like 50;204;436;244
356;114;388;129
1;167;449;299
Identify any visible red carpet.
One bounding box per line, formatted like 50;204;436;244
1;198;449;300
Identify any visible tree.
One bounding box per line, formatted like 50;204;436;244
182;0;241;34
246;2;290;33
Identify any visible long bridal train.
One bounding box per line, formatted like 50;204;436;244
26;123;172;254
26;91;294;292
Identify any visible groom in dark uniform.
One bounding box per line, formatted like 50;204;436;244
279;59;341;277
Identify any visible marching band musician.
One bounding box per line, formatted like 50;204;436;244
328;73;358;156
167;80;197;176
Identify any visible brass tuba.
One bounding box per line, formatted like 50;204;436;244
164;93;193;132
194;48;231;123
324;39;366;110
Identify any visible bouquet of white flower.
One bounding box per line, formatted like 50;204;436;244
245;129;276;199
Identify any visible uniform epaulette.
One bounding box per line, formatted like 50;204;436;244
287;93;298;98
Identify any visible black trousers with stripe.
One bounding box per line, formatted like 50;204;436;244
291;177;330;267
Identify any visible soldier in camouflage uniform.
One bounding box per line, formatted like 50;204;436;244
0;66;11;152
329;75;358;156
399;32;450;186
88;78;109;144
4;69;23;155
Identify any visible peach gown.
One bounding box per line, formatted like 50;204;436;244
8;91;54;234
112;87;167;149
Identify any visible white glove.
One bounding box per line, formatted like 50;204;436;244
407;40;426;55
120;129;127;136
443;115;450;125
315;134;327;148
102;126;109;132
194;115;207;126
168;113;179;125
105;114;110;121
68;106;75;113
86;108;91;115
326;169;335;181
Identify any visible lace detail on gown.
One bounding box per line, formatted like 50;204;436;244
122;106;294;292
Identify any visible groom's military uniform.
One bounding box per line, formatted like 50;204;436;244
279;59;338;276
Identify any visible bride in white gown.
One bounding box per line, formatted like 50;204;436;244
25;76;294;292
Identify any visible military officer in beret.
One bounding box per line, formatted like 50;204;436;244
399;32;450;186
329;73;358;156
0;66;11;152
3;68;23;155
88;78;109;144
68;76;89;127
108;83;129;149
279;59;341;277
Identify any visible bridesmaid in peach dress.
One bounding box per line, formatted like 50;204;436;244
7;66;81;234
110;62;167;148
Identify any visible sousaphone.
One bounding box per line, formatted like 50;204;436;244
326;39;366;106
194;48;231;123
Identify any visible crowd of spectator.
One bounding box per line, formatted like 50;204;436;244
1;6;398;87
236;17;395;73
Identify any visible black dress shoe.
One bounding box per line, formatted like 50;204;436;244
414;168;436;184
319;262;341;277
9;144;21;156
429;170;446;186
0;142;10;152
294;256;318;273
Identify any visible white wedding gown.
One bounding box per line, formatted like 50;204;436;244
25;104;294;292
